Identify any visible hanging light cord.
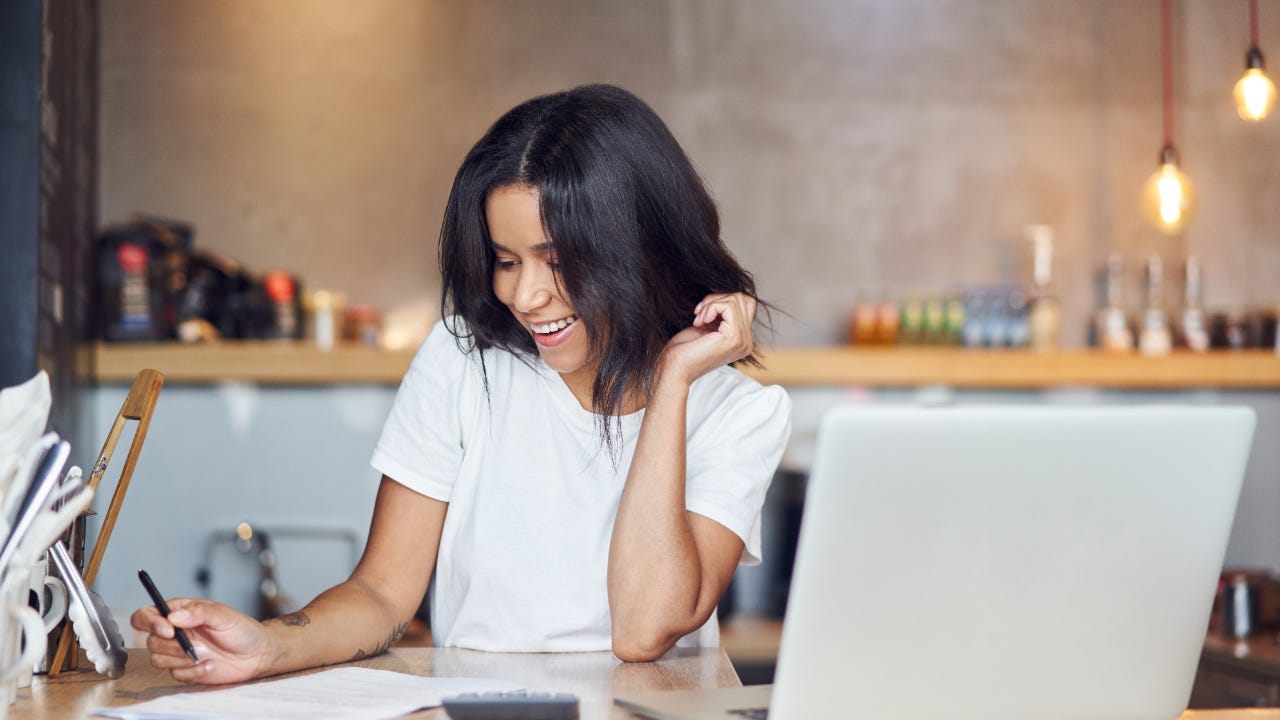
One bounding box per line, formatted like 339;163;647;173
1250;0;1260;49
1161;0;1174;148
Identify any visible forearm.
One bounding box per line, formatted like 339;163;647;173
258;576;412;677
608;376;708;657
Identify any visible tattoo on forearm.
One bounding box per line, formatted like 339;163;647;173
272;611;311;627
348;621;410;662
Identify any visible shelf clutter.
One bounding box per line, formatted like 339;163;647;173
92;342;1280;389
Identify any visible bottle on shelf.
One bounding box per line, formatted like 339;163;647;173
961;288;986;348
1025;225;1060;352
922;295;947;344
1260;307;1280;354
1005;287;1030;348
263;270;302;340
1138;254;1172;356
899;292;925;345
944;295;966;346
874;295;901;345
1095;253;1134;353
849;295;878;345
1177;255;1210;353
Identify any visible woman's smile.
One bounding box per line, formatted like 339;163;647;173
530;314;580;347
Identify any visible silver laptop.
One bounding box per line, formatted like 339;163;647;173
616;406;1256;720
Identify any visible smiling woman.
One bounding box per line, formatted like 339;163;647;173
132;84;791;683
439;84;771;448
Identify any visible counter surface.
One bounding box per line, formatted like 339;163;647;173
21;646;739;719
93;342;1280;388
20;642;1280;718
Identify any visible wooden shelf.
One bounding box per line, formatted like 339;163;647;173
748;347;1280;389
93;341;416;385
92;342;1280;389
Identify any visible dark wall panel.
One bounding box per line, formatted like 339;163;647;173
1;0;97;447
39;0;99;438
0;0;41;388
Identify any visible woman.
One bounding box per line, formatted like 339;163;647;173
133;84;791;684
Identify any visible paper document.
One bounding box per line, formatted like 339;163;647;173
93;666;523;720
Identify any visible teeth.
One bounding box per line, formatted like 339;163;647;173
532;315;576;334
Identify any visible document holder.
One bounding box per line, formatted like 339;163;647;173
48;368;163;676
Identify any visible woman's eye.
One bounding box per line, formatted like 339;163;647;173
495;259;518;270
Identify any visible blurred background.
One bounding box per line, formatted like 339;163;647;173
4;0;1280;700
95;0;1280;346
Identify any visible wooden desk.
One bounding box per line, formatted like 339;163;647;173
21;647;1280;720
1195;634;1280;708
19;647;740;719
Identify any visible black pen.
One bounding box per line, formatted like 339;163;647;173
138;569;200;663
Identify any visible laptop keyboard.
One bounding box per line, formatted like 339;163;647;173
728;709;769;720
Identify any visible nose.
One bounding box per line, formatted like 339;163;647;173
512;264;553;314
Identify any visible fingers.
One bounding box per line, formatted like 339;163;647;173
132;605;176;640
150;641;217;682
148;641;199;668
147;632;211;685
165;597;235;632
693;293;756;329
691;293;755;357
135;599;244;684
132;597;213;638
170;663;217;683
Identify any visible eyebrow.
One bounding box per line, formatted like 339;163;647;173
491;242;554;253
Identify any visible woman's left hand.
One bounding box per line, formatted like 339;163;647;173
660;292;757;386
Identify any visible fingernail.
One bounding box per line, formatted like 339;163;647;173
194;645;209;656
203;662;215;673
169;610;188;623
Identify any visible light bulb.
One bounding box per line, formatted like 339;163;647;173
1235;68;1277;121
1141;146;1196;236
1235;47;1276;121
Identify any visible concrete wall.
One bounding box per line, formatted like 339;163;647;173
100;0;1280;348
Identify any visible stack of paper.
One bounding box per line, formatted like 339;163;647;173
94;667;522;720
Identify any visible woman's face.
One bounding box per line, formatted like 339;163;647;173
487;184;594;379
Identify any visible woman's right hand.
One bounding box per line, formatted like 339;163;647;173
131;598;272;684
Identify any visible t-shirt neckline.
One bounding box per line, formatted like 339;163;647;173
535;357;646;427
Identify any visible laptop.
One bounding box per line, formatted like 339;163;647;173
615;405;1257;720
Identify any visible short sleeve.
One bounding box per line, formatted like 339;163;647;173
370;319;476;501
684;373;792;566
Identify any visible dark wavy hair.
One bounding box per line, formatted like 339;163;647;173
439;83;768;450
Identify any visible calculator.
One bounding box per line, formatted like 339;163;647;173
441;690;579;720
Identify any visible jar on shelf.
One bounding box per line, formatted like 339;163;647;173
303;290;347;351
344;305;382;347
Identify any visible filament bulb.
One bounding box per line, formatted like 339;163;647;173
1141;152;1196;236
1235;67;1277;121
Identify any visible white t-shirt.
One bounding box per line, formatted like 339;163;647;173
370;318;791;652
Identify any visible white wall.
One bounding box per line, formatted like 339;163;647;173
84;384;388;618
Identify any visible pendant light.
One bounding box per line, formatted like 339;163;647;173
1142;0;1196;236
1235;0;1276;121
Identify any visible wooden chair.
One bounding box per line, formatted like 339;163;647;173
48;368;163;676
